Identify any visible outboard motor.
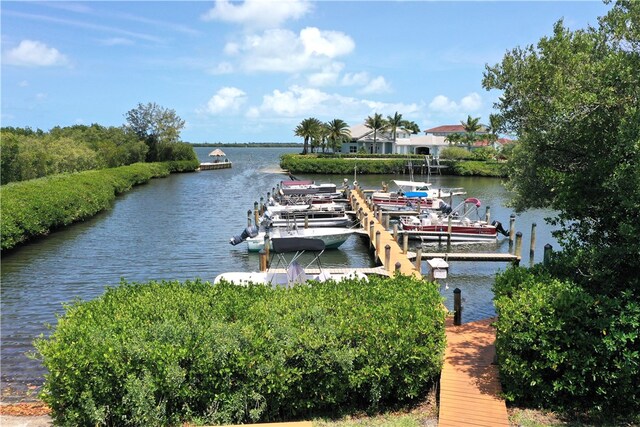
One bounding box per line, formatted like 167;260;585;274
229;225;259;245
439;202;453;215
492;220;509;237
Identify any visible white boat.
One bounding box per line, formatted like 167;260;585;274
215;238;368;288
244;227;355;252
262;206;351;228
398;198;509;242
371;180;465;211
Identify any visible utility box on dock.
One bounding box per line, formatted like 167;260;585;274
427;258;449;280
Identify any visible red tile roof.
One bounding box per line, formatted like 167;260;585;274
424;125;467;133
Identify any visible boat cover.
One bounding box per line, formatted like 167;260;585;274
404;191;429;198
271;237;325;253
281;180;314;187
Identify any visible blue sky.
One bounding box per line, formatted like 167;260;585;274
2;1;611;143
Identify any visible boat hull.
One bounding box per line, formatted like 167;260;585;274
245;228;354;252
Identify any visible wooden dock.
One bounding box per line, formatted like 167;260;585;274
348;187;421;278
199;162;232;170
439;317;509;427
407;251;520;264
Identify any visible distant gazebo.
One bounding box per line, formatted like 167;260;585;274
208;149;227;162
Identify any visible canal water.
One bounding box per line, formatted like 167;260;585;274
0;146;558;399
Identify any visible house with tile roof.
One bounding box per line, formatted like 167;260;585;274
340;123;450;156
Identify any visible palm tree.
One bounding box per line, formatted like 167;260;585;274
445;132;464;145
294;117;322;155
364;113;386;154
386;111;408;144
487;113;502;145
325;119;351;153
461;115;482;149
404;121;421;134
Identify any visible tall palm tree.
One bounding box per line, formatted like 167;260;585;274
294;117;322;155
326;119;351;153
487;113;502;145
404;121;421;134
386;111;408;144
461;115;482;149
364;113;386;154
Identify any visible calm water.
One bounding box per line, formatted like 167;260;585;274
0;147;558;398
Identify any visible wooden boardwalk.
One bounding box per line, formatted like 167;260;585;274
408;251;520;263
439;318;509;427
348;188;421;278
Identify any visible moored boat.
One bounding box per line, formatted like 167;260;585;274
398;198;509;242
243;227;355;252
371;180;464;211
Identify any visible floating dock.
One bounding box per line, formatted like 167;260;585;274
199;162;232;170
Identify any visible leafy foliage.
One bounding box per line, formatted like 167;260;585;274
124;103;186;162
483;4;640;294
0;161;198;251
493;267;640;418
35;276;446;426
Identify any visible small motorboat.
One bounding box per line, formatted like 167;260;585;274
216;238;368;288
371;180;465;211
243;227;355;252
398;198;509;242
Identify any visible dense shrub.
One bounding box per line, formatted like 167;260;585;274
0;162;198;251
493;267;640;418
439;146;475;161
449;160;506;177
157;142;198;162
280;154;407;174
34;276;447;426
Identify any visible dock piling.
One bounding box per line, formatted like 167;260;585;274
375;231;381;256
414;247;422;272
529;223;537;266
385;244;391;270
515;231;523;264
485;206;491;224
402;232;409;254
509;214;516;247
453;288;462;326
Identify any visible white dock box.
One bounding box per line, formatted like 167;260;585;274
427;258;449;280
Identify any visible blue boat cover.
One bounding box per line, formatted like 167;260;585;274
404;191;429;198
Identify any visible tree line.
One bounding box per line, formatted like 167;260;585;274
294;112;421;155
1;102;196;185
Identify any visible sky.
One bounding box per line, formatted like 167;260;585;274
1;1;612;143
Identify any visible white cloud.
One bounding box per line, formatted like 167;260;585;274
225;27;354;73
428;92;482;114
204;87;247;114
361;76;391;94
460;92;482;111
252;85;421;121
307;63;344;86
201;0;311;30
19;80;29;87
3;40;68;67
341;72;369;87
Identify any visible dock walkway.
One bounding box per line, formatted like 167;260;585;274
438;318;509;427
348;187;421;278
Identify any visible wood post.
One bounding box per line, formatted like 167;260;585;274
529;222;537;266
375;230;381;255
403;232;409;254
509;214;516;247
254;201;260;226
304;214;309;229
247;209;253;227
515;231;523;260
395;261;402;273
385;244;391;270
485;206;491;224
447;216;453;247
454;288;462;326
414;247;422;271
259;250;267;272
544;243;553;266
393;223;398;241
369;220;375;250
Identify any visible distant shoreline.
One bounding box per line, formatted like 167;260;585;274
190;142;302;147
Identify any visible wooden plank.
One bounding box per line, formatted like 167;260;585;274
438;318;509;427
407;251;519;262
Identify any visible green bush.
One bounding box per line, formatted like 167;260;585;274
35;276;447;426
449;160;506;177
439;146;475;161
0;162;197;251
281;154;408;175
493;267;640;418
